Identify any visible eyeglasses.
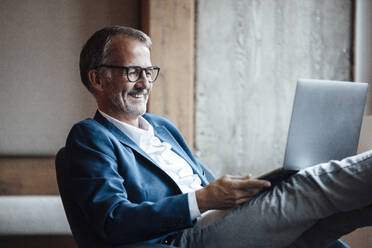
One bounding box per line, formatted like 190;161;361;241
97;64;160;83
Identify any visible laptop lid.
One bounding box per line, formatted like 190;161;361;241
283;79;368;171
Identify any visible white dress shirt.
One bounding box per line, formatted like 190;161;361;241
99;110;202;220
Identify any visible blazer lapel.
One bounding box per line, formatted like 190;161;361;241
94;111;208;186
93;111;160;168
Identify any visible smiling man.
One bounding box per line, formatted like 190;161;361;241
84;35;155;127
58;26;372;248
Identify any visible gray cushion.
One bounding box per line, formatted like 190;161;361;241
0;196;71;235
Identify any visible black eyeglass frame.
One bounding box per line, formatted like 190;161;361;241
96;64;160;83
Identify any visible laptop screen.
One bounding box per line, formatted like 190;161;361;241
283;79;368;171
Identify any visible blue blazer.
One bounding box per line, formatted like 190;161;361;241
60;111;215;246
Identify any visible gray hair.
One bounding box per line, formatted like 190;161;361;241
79;26;152;93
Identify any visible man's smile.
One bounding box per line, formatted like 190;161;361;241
127;90;149;101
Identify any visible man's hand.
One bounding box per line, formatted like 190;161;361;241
195;175;271;213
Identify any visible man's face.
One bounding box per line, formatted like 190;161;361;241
98;36;153;121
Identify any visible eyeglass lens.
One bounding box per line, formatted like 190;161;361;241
127;67;158;82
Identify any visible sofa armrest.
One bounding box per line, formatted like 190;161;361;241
0;196;71;235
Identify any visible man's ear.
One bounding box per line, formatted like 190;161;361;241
88;69;104;92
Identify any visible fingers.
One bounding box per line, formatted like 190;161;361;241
232;177;271;189
223;174;271;188
223;188;261;208
197;174;272;211
231;188;260;201
227;176;271;205
228;175;252;180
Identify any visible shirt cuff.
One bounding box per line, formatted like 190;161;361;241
188;191;201;221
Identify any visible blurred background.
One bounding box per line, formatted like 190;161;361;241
0;0;371;247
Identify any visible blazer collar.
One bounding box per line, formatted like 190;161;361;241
94;111;208;185
94;111;137;147
93;111;158;165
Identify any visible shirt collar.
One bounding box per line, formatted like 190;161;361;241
98;109;154;146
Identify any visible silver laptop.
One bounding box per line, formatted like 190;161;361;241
259;79;368;185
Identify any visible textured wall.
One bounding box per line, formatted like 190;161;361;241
195;0;352;177
0;0;140;155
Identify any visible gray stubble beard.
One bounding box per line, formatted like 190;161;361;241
112;92;148;118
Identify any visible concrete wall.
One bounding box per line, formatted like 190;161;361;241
196;1;372;247
195;0;353;177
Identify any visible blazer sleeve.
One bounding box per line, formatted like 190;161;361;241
65;121;194;245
